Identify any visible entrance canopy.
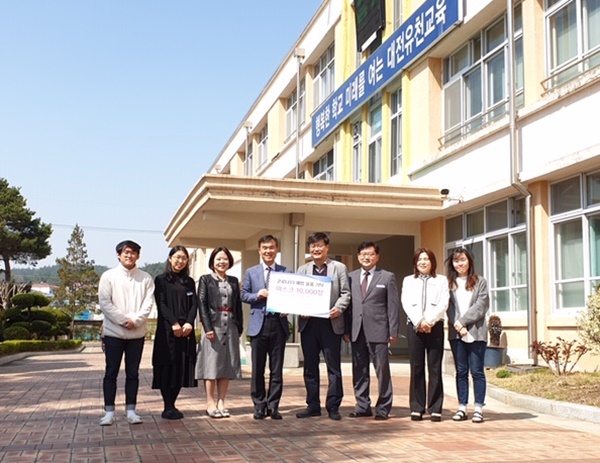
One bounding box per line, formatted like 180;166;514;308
165;175;445;252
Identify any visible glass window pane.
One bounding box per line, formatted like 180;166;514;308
492;289;510;312
465;68;482;118
585;0;600;51
513;232;528;285
487;201;508;231
514;287;528;311
515;3;522;31
513;197;527;225
590;215;600;278
446;216;463;242
549;2;578;70
444;80;462;130
470;241;484;275
466;210;484;236
487;51;506;106
587;171;600;206
555;219;583;280
486;19;505;52
556;281;585;308
449;44;470;78
551;176;581;214
516;37;524;90
491;237;509;288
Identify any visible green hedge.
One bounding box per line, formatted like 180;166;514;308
0;340;82;357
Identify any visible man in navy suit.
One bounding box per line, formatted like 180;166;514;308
346;241;400;420
241;235;291;420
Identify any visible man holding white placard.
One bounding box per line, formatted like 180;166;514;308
295;232;350;421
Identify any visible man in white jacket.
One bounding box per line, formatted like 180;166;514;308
98;240;154;426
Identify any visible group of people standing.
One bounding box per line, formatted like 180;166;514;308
96;234;490;426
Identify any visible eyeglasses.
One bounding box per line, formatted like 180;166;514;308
309;243;327;250
358;252;376;258
172;255;188;262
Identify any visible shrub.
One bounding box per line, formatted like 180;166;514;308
31;309;57;324
0;339;82;357
31;320;53;339
531;337;591;376
2;307;25;324
4;325;31;340
578;289;600;354
496;368;512;379
12;321;31;330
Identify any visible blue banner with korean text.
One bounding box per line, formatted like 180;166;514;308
311;0;462;147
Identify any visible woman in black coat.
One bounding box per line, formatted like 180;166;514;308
152;246;198;419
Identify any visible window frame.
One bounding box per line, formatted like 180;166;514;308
445;197;528;314
313;44;335;108
441;6;524;145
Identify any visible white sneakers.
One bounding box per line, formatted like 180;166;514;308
126;412;143;424
100;411;143;425
100;413;115;426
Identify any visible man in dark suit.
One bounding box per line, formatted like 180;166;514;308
295;232;351;421
241;235;291;420
346;241;400;420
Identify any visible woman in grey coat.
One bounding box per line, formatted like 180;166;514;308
446;247;489;423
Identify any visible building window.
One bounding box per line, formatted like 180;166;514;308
545;0;600;89
551;172;600;311
442;6;523;145
244;142;253;177
390;88;403;177
286;80;306;139
313;150;334;181
393;0;403;29
368;104;382;183
313;44;335;108
445;197;528;313
257;126;268;168
352;121;362;183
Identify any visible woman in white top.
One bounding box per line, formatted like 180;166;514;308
401;248;449;422
446;247;490;423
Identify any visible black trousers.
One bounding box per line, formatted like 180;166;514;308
407;321;445;414
300;317;343;412
250;316;287;413
102;336;145;411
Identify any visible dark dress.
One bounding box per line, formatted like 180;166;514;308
152;272;198;390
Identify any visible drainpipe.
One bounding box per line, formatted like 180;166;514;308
507;0;536;364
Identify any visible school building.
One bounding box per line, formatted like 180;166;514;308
165;0;600;368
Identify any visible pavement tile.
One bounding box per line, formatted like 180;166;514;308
2;346;600;462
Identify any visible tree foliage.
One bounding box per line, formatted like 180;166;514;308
0;178;52;282
54;225;99;337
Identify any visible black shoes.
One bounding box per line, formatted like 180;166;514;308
374;414;388;421
270;410;283;420
328;410;341;421
161;409;184;420
296;408;322;418
253;409;266;420
410;412;423;421
348;410;373;418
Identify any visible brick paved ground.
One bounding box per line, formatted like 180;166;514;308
1;345;600;463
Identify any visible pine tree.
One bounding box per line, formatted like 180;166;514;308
55;225;99;338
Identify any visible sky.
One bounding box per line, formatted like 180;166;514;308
0;0;323;269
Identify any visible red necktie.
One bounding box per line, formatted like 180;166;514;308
361;271;369;297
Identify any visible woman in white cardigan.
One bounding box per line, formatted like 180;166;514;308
401;248;449;422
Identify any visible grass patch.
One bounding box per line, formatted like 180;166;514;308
486;367;600;408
